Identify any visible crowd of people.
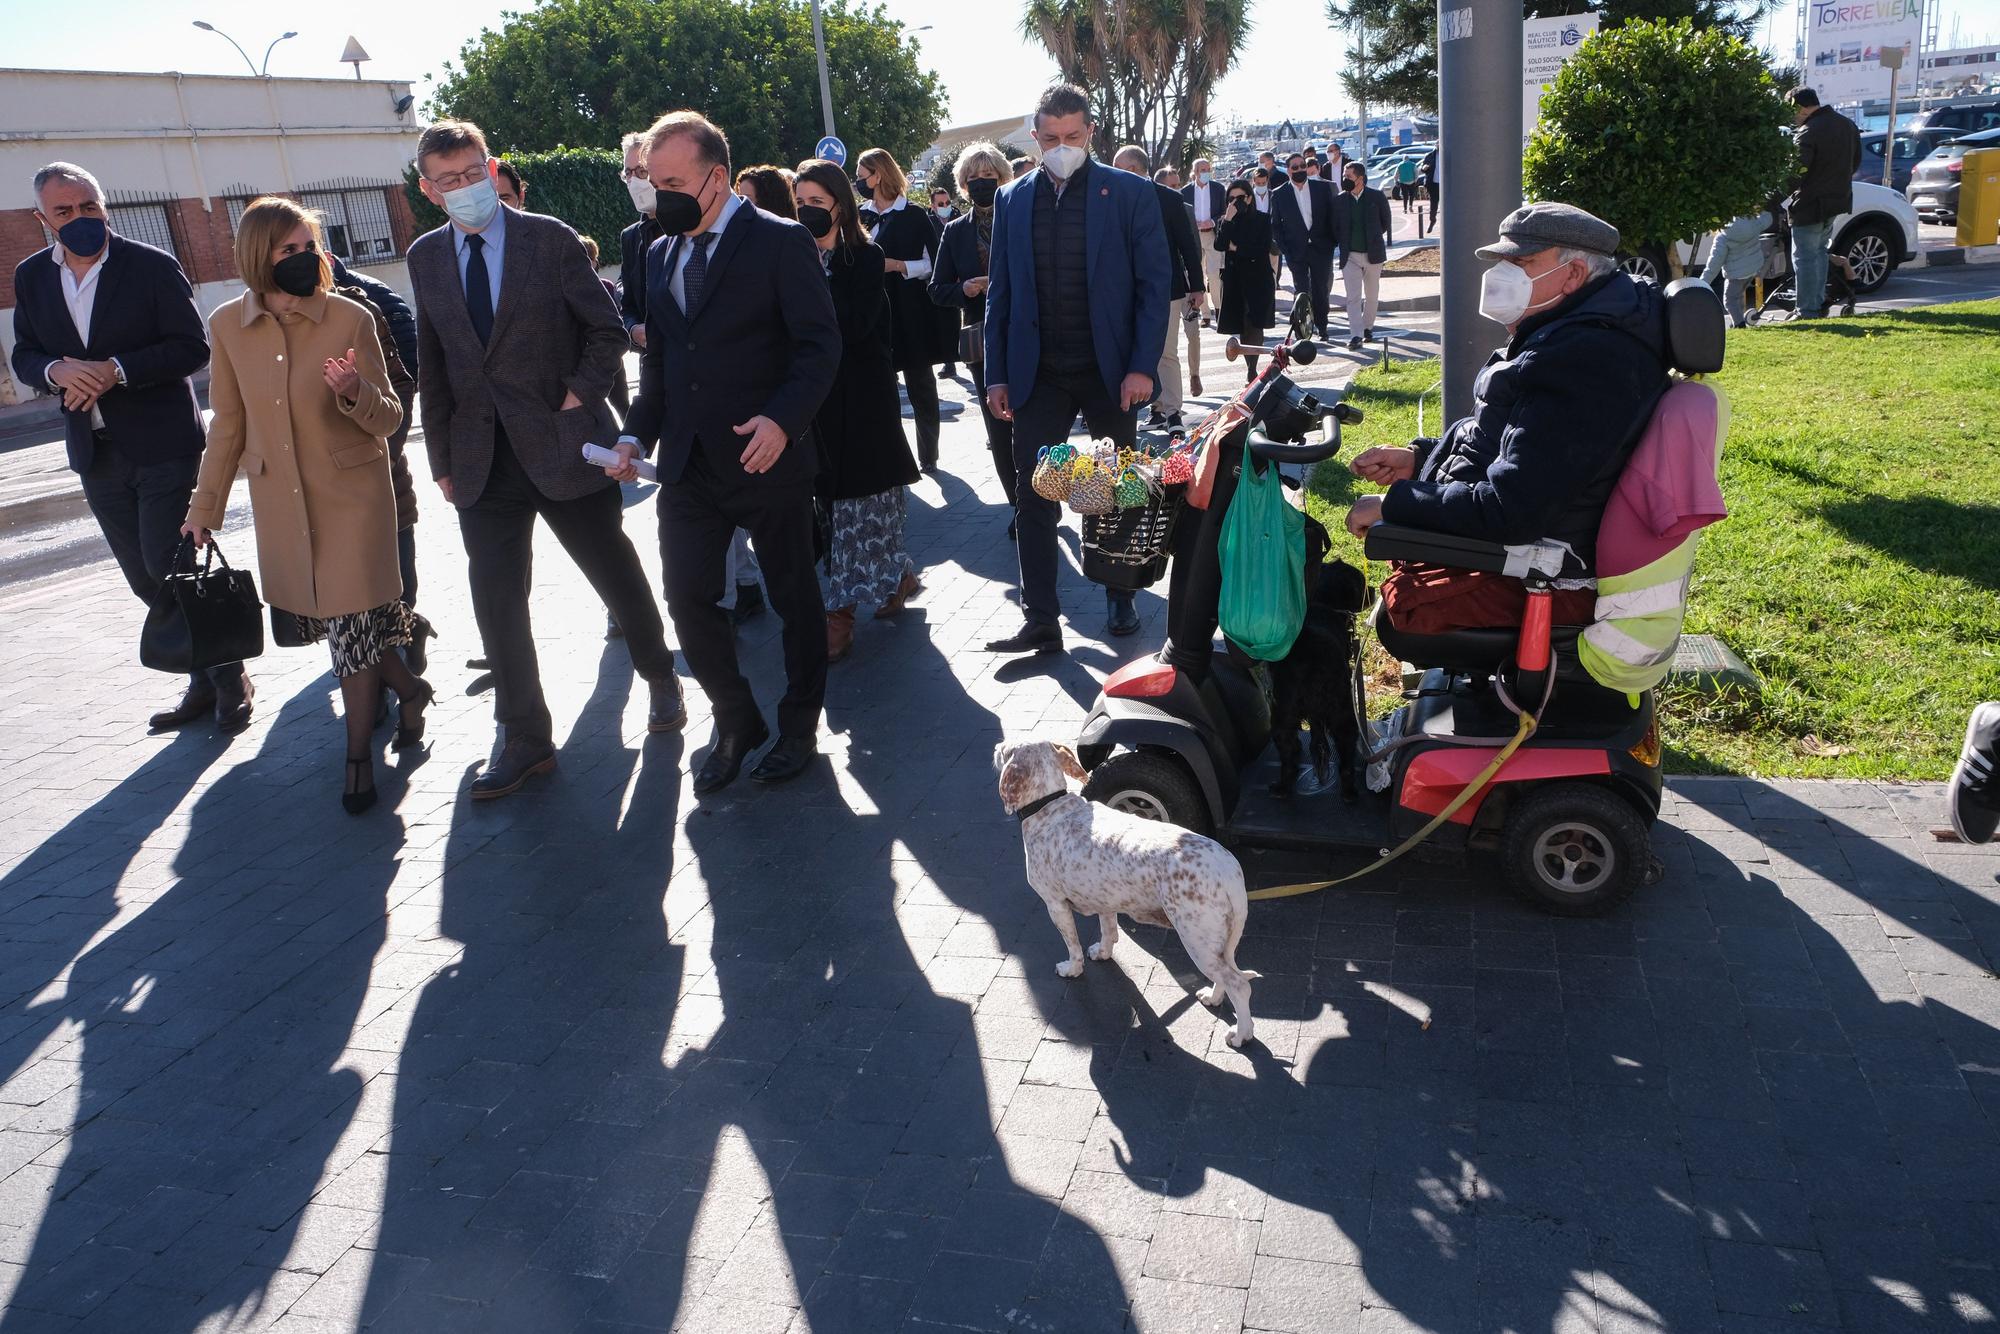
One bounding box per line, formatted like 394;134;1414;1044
11;83;1389;809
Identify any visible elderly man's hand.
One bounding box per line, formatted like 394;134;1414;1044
1345;494;1385;540
1350;446;1415;485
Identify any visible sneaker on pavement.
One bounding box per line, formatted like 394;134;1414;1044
1948;701;2000;844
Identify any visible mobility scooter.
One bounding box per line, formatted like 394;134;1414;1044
1073;280;1727;915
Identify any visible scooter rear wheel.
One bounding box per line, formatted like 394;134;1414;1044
1081;750;1210;834
1500;782;1647;917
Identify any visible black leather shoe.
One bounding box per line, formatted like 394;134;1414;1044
695;724;770;795
470;737;557;799
214;673;254;736
1347;335;1363;351
750;734;818;785
149;684;216;732
648;678;687;734
393;680;436;752
1107;595;1140;637
985;622;1064;655
729;582;767;626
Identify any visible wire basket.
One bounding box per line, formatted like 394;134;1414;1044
1082;483;1185;590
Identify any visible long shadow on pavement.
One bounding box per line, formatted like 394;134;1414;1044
0;685;407;1330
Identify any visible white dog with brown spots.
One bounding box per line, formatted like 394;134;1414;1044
995;740;1256;1047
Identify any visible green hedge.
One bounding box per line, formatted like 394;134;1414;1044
404;146;635;271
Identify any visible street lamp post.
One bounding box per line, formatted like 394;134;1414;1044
811;0;837;139
192;21;296;76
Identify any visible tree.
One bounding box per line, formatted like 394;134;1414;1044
1325;0;1774;116
1021;0;1252;170
429;0;947;174
1325;0;1437;114
1523;19;1794;272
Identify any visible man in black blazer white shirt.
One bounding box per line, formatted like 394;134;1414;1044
10;161;253;734
613;110;841;794
1269;152;1338;337
1182;158;1228;331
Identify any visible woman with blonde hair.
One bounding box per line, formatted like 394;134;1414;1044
855;147;955;471
929;141;1015;530
181;197;431;814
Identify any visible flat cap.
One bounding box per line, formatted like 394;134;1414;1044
1475;202;1621;261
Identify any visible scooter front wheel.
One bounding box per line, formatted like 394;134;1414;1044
1499;782;1647;917
1081;750;1210;835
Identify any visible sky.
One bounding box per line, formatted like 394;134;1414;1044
4;0;1999;130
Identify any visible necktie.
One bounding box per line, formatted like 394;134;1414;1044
683;232;713;312
465;233;494;345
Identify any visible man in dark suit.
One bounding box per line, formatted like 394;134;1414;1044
611;110;841;794
1113;146;1204;430
983;83;1169;649
1270;151;1337;337
1182;157;1228;332
1331;159;1396;348
10;161;252;734
407;119;682;800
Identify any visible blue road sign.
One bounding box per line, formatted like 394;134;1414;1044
816;135;847;167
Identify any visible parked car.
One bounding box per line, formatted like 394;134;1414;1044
1856;129;1956;194
1907;100;2000;136
1618;180;1919;294
1907;124;2000;223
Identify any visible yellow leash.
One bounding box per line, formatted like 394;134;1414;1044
1246;710;1539;900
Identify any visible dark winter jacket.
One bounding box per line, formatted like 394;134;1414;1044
1789;106;1864;227
815;242;919;502
1380;271;1670;580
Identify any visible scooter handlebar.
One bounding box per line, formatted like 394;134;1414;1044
1244;400;1364;466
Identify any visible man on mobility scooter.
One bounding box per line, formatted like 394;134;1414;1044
1076;203;1730;915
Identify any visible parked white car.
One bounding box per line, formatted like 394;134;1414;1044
1620;181;1920;294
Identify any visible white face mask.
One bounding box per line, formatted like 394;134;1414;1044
1254;185;1269;199
1041;144;1087;181
1196;171;1212;186
1479;259;1573;327
934;205;952;218
440;177;500;231
625;175;654;215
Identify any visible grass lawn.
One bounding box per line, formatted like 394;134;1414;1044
1305;298;2000;779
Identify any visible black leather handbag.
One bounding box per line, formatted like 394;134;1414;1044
269;606;314;648
139;536;265;673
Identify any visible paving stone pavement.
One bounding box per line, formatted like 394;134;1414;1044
1;374;1998;1334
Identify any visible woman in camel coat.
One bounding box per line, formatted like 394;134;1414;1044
184;196;431;814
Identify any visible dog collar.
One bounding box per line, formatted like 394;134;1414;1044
1014;791;1066;822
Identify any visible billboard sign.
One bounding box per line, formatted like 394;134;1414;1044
1524;13;1600;150
1804;0;1924;105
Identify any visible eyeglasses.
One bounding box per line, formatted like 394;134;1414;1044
622;164;649;181
427;160;491;191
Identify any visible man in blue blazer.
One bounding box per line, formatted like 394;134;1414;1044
10;161;254;734
615;111;841;793
982;83;1170;651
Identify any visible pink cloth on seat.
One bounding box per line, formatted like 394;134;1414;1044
1594;380;1728;576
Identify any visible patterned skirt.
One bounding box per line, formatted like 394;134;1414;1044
295;600;414;678
823;488;915;610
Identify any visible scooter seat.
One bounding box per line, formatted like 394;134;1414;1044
1375;612;1586;674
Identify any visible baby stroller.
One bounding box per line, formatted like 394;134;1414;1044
1748;216;1858;323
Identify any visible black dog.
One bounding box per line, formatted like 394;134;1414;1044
1270;520;1370;800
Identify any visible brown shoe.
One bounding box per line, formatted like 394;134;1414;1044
1190;372;1204;397
149;680;216;732
827;606;857;662
214;671;254;736
874;569;920;619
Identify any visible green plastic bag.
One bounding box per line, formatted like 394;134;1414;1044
1218;457;1307;661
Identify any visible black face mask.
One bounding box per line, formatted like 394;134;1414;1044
967;177;1000;208
1348;176;1365;195
796;204;835;239
56;215;108;257
854;176;873;197
1229;196;1251;210
1289;169;1308;184
271;249;323;298
654;170;717;236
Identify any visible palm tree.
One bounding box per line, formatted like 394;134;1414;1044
1022;0;1252;168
